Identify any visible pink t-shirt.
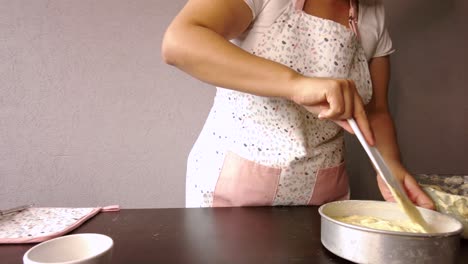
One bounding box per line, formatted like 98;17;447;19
240;0;395;60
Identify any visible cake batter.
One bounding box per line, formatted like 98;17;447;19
335;215;426;233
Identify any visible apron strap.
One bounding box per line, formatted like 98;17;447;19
348;0;360;39
294;0;360;39
294;0;306;10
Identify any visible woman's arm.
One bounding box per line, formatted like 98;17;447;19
366;56;435;209
162;0;374;144
162;0;297;98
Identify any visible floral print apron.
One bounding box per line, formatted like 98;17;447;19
186;0;372;207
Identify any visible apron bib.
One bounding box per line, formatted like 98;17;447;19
186;0;372;207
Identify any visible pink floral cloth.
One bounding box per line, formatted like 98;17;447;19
0;205;119;244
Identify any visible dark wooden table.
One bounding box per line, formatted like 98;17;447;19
2;207;467;264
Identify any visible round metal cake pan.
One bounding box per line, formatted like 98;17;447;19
319;200;463;264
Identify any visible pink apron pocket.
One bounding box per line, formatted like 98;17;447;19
308;162;349;205
213;151;281;207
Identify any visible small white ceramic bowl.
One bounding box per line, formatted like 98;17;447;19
23;233;113;264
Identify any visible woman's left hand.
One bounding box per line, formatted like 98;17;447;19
376;165;435;210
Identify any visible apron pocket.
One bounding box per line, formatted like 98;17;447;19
308;162;349;205
213;151;281;207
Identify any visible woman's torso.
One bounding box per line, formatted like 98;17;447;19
186;0;385;208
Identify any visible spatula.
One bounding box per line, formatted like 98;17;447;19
347;118;431;232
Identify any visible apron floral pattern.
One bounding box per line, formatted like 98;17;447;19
186;0;372;207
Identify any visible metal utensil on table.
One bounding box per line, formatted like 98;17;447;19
347;118;431;232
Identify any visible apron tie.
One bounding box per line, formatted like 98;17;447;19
348;0;360;39
295;0;306;10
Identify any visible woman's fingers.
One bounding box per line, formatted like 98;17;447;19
318;79;357;119
318;86;344;119
343;79;355;119
403;175;436;210
333;120;354;134
377;169;436;211
313;79;374;145
296;77;374;144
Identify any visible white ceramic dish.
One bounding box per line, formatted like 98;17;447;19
23;233;113;264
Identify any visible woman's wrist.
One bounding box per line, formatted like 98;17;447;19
288;75;322;105
279;71;301;102
376;159;406;178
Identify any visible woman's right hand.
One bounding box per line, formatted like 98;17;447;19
291;76;375;145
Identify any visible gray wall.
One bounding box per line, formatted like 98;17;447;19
1;0;466;208
0;0;213;208
347;0;468;200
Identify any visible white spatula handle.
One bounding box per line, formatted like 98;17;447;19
347;118;431;231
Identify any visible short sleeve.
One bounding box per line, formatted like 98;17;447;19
373;2;395;57
243;0;267;19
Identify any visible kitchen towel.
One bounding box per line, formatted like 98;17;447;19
0;205;119;244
